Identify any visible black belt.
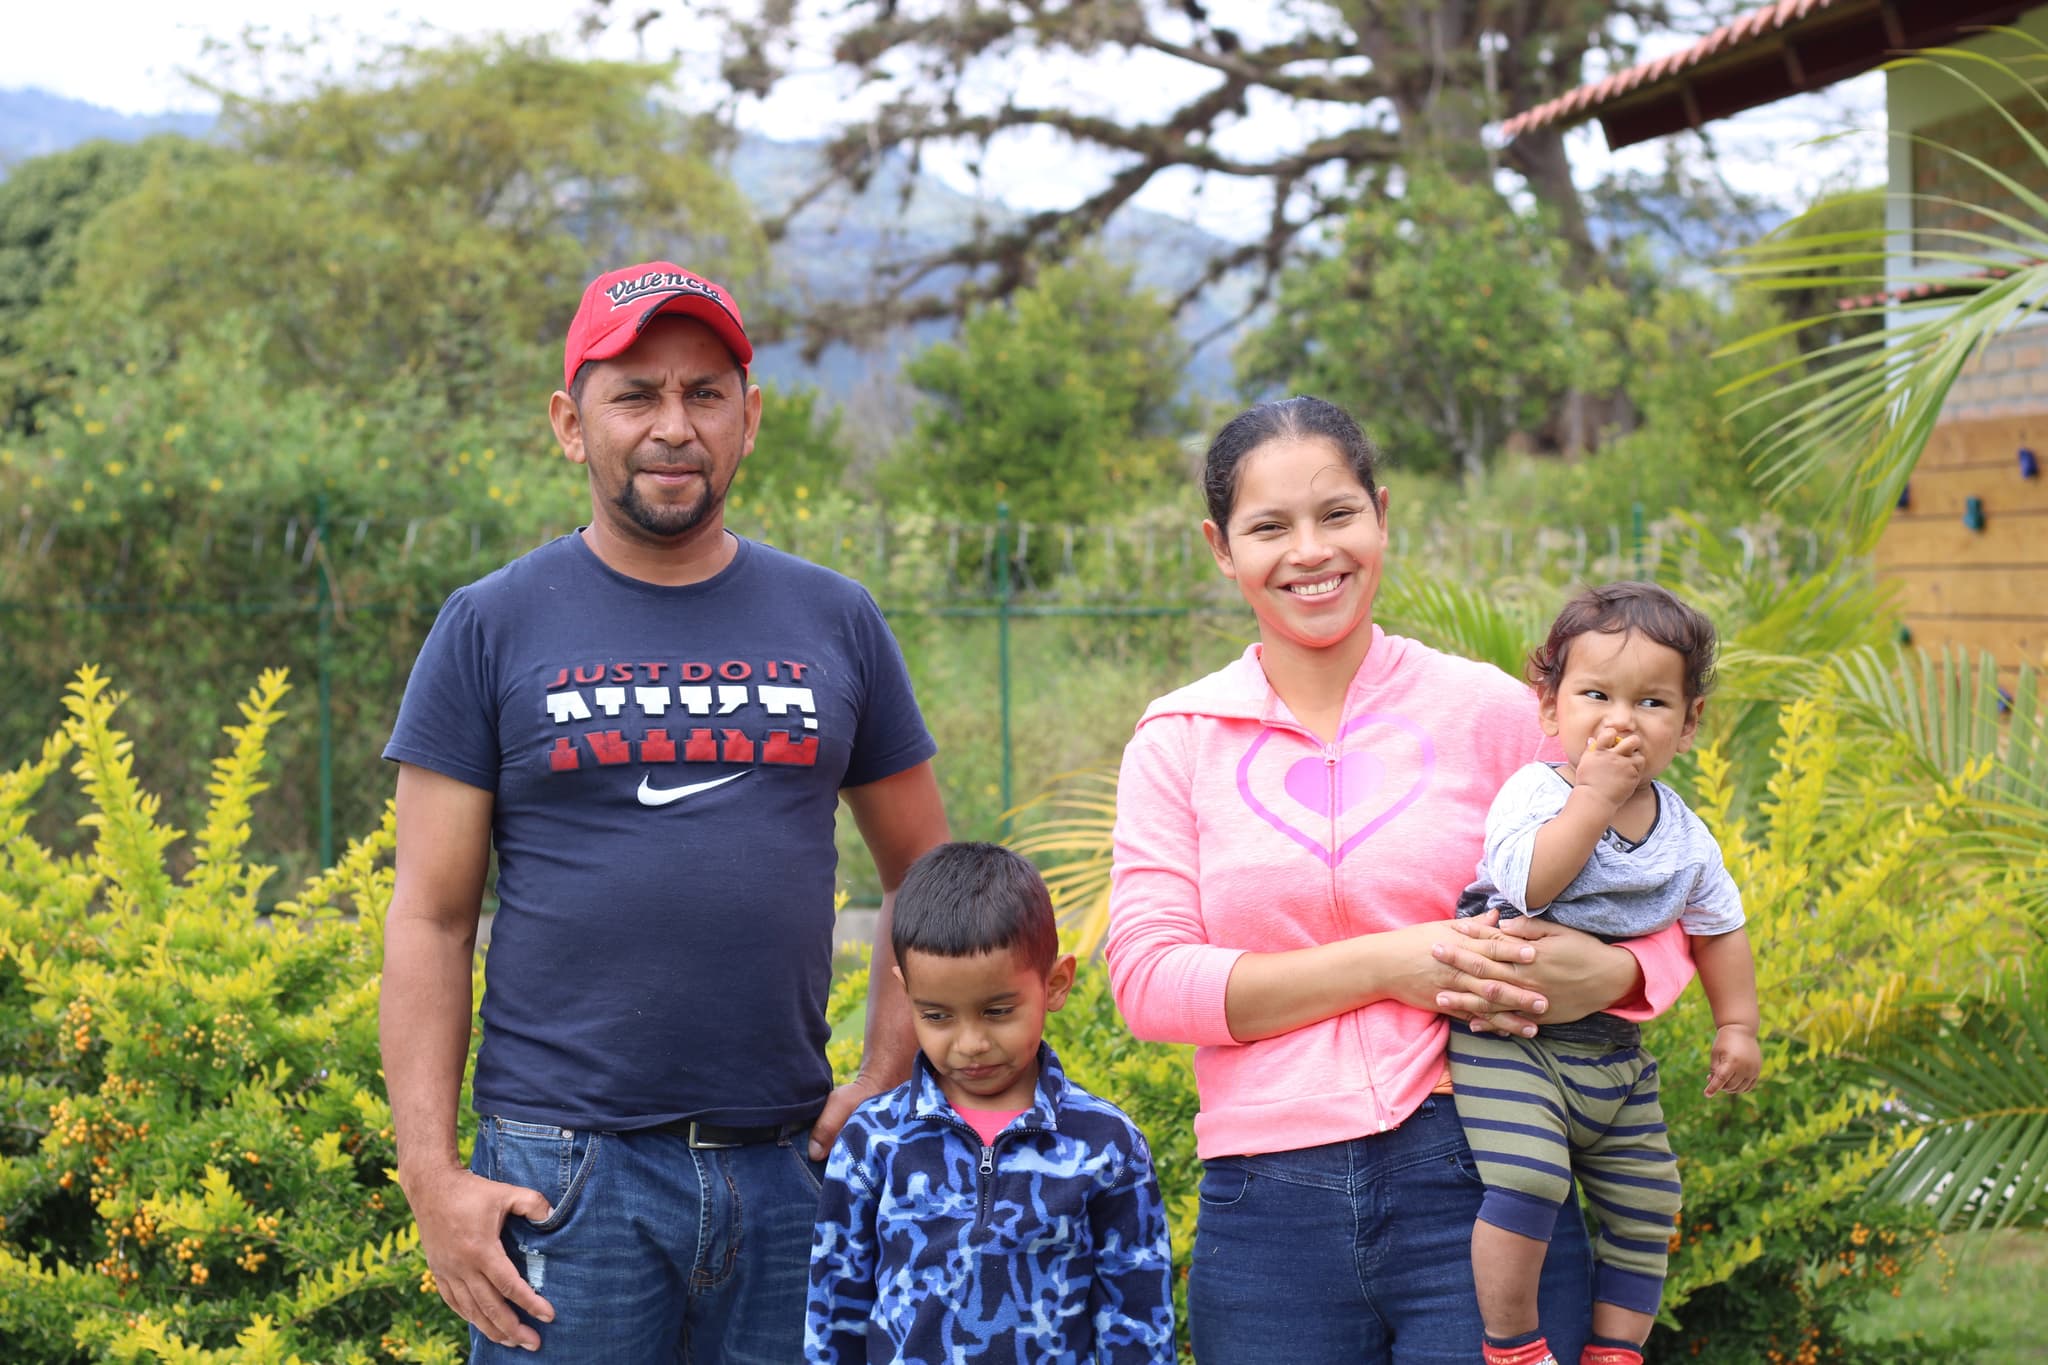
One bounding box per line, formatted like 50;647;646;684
657;1116;817;1150
1538;1011;1642;1049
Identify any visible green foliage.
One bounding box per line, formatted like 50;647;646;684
884;254;1192;529
737;381;860;500
0;137;225;416
1640;692;2017;1361
1722;39;2048;548
1860;983;2048;1233
20;34;758;417
1238;168;1604;478
0;667;464;1363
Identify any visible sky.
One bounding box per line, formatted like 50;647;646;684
4;1;1885;239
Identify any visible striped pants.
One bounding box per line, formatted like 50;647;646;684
1446;1018;1681;1316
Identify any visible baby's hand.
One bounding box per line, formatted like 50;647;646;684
1573;731;1645;808
1704;1024;1761;1096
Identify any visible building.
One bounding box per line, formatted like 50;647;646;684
1504;0;2048;679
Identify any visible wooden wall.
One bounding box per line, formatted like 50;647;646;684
1877;415;2048;684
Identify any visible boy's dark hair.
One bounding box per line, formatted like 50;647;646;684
891;842;1059;974
1529;581;1718;702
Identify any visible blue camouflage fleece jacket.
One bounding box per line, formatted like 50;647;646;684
805;1043;1175;1364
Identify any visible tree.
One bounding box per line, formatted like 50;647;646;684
21;35;761;416
1235;167;1605;477
881;253;1190;527
681;0;1734;344
0;136;224;424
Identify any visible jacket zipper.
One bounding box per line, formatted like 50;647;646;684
939;1118;1009;1232
1321;732;1387;1133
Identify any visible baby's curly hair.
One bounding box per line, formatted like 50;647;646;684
1529;581;1718;702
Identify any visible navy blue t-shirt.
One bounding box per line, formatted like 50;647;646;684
384;533;935;1131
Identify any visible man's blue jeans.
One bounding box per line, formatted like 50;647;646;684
1186;1096;1596;1364
467;1115;825;1363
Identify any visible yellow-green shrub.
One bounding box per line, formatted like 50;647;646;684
0;667;463;1363
1643;690;2009;1362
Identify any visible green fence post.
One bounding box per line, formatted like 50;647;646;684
1631;500;1646;579
315;494;335;870
996;503;1013;836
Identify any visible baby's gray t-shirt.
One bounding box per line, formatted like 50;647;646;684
1457;761;1744;940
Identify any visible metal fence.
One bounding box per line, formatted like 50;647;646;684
1;500;1826;882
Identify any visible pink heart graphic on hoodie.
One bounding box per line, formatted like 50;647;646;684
1237;713;1436;867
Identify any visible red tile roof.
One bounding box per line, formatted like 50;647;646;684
1836;262;2039;311
1500;0;2037;148
1502;0;1843;142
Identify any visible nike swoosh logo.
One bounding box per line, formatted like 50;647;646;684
636;771;751;807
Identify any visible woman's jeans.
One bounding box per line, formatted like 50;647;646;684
1188;1096;1595;1364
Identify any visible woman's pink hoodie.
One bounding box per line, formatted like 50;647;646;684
1106;629;1695;1160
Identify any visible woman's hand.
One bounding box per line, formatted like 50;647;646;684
1438;914;1645;1035
1220;915;1553;1042
1374;915;1553;1023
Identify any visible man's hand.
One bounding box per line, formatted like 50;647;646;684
1705;1024;1761;1097
810;1074;887;1161
402;1164;556;1351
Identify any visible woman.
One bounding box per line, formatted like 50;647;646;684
1105;397;1693;1364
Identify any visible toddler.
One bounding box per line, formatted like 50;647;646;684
1450;581;1760;1365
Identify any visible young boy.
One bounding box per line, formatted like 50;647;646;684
1449;582;1761;1365
805;842;1175;1364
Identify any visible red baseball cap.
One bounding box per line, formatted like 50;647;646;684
562;261;753;389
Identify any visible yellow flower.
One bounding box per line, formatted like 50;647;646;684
488;486;504;502
104;461;125;476
84;420;107;435
69;498;85;514
208;477;224;494
796;485;810;500
796;506;811;521
376;456;390;471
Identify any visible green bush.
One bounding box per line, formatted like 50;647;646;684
0;667;465;1363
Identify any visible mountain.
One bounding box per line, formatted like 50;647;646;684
0;87;1252;396
0;87;211;163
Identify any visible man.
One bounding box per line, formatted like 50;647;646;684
379;261;948;1361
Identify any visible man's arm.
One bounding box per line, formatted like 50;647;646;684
811;759;949;1159
381;763;554;1351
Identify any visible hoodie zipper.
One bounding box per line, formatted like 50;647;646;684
1319;730;1388;1133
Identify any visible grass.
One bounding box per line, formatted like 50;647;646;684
1847;1228;2048;1359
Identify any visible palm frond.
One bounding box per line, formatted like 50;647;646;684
1862;973;2048;1231
1375;573;1550;678
1721;38;2048;548
1005;767;1121;958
